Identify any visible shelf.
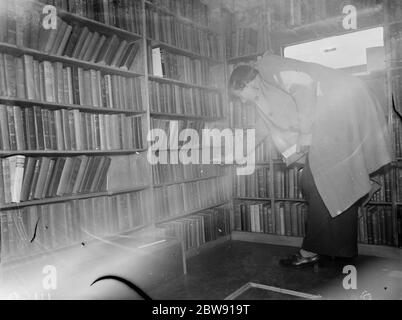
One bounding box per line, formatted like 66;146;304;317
148;38;223;64
153;175;227;188
227;52;265;64
234;197;272;202
0;148;147;158
0;42;144;78
0;185;150;210
367;201;393;205
231;231;402;260
150;111;224;122
155;201;231;225
56;7;143;41
148;75;220;91
0;97;146;115
144;1;213;34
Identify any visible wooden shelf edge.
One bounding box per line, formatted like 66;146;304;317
155;200;231;225
0;148;147;157
150;111;224;122
0;185;150;210
148;75;220;91
153;175;227;188
231;231;402;260
0;96;146;115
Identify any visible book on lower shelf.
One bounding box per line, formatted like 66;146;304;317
358;205;399;247
0;188;151;261
396;166;402;203
154;176;230;222
0;53;144;111
149;80;223;117
234;201;307;237
0;104;145;151
158;204;230;252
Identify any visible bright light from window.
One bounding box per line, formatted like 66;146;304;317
283;27;384;72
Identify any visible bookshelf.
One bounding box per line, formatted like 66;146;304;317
225;0;402;259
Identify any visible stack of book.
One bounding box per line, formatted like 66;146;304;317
236;167;272;198
0;155;111;204
38;0;143;34
0;105;144;151
274;167;304;200
151;47;221;87
0;54;144;111
159;205;230;251
153;163;227;185
145;7;223;61
148;0;211;27
0;189;150;260
149;80;223;118
154;176;230;221
234;201;307;237
358;205;397;246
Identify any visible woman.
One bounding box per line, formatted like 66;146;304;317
229;52;392;267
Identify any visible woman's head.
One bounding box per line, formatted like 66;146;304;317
229;65;260;103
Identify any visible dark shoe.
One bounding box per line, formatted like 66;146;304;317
279;253;320;268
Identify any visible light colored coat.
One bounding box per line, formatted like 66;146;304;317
254;53;392;217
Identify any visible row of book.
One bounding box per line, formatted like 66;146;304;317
358;205;399;247
146;8;223;61
153;176;230;221
38;0;143;34
0;189;150;260
228;27;268;59
370;170;393;203
0;53;144;111
0;155;111;204
234;201;307;237
389;0;402;22
0;2;144;70
236;167;304;200
149;80;223;118
152;163;227;186
0;105;144;151
147;0;211;27
151;47;220;87
159;205;230;252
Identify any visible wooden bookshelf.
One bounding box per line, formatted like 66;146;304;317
185;234;230;259
153;175;227;188
226;0;401;258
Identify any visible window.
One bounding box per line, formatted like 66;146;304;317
283;27;385;75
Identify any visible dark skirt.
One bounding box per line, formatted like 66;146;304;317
301;158;361;258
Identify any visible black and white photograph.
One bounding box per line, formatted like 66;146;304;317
0;0;401;306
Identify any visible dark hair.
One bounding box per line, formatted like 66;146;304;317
229;65;259;91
